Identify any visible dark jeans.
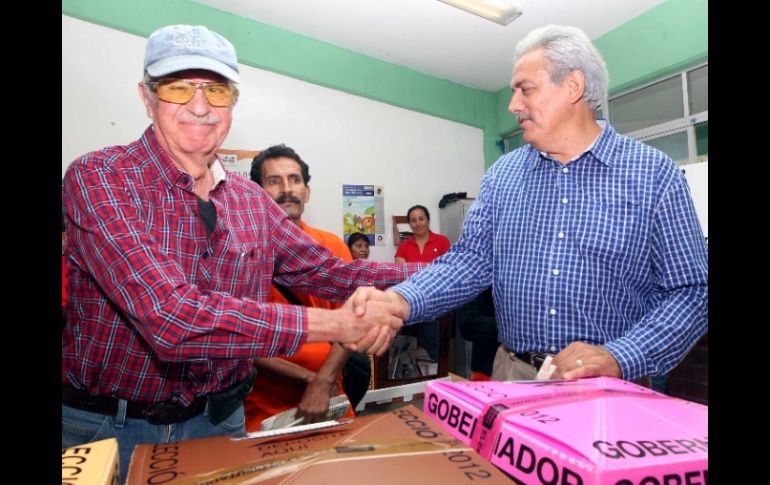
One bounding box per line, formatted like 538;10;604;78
651;374;670;394
343;352;372;409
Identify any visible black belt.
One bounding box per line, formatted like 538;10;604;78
511;351;554;371
62;370;256;426
62;385;208;425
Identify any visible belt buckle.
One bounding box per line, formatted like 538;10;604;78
530;353;551;371
143;401;183;425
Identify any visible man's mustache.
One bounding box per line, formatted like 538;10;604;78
179;112;220;125
275;193;302;204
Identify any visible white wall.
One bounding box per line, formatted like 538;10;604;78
62;16;485;261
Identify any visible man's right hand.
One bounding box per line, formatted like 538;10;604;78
306;292;404;356
344;287;410;355
342;296;403;356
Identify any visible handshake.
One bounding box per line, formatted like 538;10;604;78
307;287;410;356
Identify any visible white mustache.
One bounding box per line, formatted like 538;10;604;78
518;114;532;124
179;112;220;125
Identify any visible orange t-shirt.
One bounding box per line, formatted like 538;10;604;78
243;221;356;431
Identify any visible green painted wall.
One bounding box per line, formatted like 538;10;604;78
62;0;501;166
496;0;708;140
63;0;706;169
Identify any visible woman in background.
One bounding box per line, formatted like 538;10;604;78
394;205;451;361
347;232;370;260
395;205;450;264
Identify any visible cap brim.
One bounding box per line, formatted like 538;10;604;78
146;55;240;83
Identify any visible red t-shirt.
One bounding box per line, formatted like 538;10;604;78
395;231;451;263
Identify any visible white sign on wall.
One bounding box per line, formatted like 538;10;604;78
681;161;708;238
217;149;260;181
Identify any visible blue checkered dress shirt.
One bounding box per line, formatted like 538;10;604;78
392;122;708;380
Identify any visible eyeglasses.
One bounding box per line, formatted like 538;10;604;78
147;79;239;107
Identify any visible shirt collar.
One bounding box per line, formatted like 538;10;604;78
210;157;227;188
586;120;618;168
143;126;181;188
143;126;228;189
529;120;617;169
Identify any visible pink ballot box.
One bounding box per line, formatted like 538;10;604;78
424;379;585;445
424;377;708;485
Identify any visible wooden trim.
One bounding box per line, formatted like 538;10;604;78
371;315;452;389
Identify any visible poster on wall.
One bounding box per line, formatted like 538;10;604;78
342;185;386;246
217;149;260;180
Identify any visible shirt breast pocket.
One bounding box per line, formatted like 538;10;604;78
219;242;265;295
578;199;642;265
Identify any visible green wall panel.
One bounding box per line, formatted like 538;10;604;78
63;0;706;169
62;0;501;165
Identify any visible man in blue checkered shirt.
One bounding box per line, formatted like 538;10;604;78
352;25;707;383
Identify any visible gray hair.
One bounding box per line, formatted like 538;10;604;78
142;71;155;97
513;25;608;110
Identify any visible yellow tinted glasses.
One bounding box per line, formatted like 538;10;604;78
148;79;239;107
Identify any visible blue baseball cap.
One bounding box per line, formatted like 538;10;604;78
144;24;240;83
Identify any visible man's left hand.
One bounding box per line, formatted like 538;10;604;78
551;342;622;380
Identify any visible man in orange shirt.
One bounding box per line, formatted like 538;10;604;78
245;144;357;431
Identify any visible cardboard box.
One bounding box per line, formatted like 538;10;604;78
62;437;119;485
127;404;512;484
425;377;708;485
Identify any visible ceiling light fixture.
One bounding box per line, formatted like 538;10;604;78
438;0;523;26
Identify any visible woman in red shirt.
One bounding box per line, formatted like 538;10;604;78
395;205;450;264
394;205;450;362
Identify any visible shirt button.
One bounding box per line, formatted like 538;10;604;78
552;269;560;276
562;167;569;173
549;308;557;315
558;232;565;238
550;346;557;352
561;197;569;204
